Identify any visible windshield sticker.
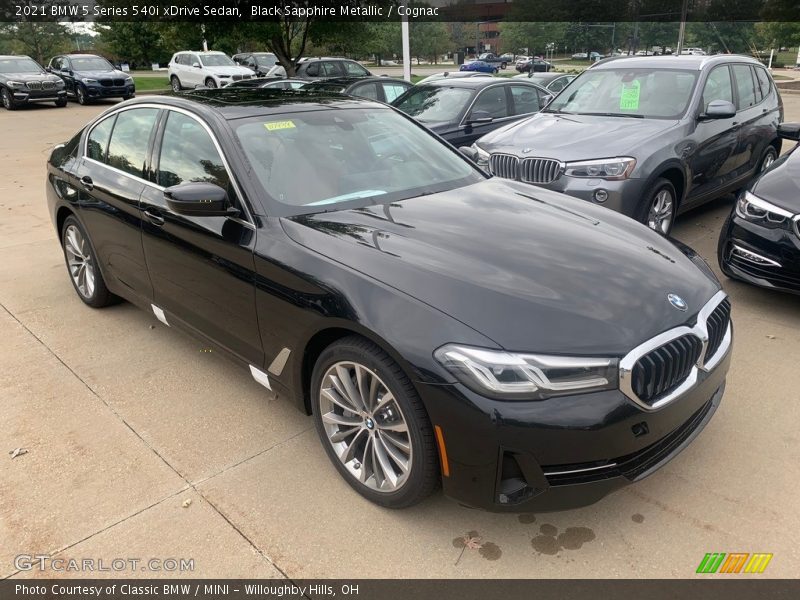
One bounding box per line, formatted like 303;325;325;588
619;80;641;110
264;120;296;131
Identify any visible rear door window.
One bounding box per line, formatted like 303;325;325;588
732;64;756;109
106;108;159;178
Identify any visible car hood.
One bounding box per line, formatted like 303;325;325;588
2;72;61;82
281;179;719;355
477;112;680;160
74;70;129;79
201;65;253;76
750;148;800;213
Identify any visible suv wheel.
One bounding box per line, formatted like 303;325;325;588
55;97;67;107
639;177;677;236
61;216;117;308
76;85;88;105
759;146;777;173
170;76;181;92
2;88;17;110
204;77;217;88
311;336;439;508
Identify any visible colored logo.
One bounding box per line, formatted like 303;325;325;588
667;293;688;311
696;552;773;574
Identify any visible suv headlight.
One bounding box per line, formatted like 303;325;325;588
124;76;133;84
735;190;794;229
564;157;636;180
6;80;26;89
434;344;618;400
471;144;490;168
81;78;98;84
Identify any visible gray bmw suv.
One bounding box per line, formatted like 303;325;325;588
470;55;783;235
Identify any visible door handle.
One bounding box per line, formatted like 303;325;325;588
143;209;165;226
80;175;93;191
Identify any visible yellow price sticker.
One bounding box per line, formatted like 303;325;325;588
264;120;296;131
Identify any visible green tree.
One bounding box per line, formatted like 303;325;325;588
411;22;450;64
1;21;71;64
500;22;567;56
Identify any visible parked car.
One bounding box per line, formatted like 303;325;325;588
301;76;412;102
512;72;577;93
415;71;493;85
515;58;553;73
472;55;783;235
232;52;279;77
718;122;799;294
225;77;307;90
168;51;255;91
294;58;371;81
0;55;66;109
475;52;510;69
571;52;605;61
46;91;731;512
392;78;552;147
514;56;531;70
681;48;707;56
460;61;499;74
47;54;134;104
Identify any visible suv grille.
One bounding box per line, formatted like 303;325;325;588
631;335;703;405
705;298;731;362
26;81;42;90
489;154;561;184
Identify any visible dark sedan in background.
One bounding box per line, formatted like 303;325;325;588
225;76;307;90
718;122;800;294
302;76;412;103
47;54;135;104
515;58;553;73
46;89;730;512
392;78;552;147
0;55;66;109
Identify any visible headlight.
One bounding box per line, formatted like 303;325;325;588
53;79;65;88
735;190;794;229
471;144;490;168
81;78;98;84
124;76;133;84
434;344;618;400
564;157;636;180
6;81;26;89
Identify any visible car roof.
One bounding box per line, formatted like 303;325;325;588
527;72;566;81
591;53;762;70
424;78;524;89
305;76;399;86
62;54;104;59
0;55;34;59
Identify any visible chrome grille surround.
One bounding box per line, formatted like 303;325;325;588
488;153;519;179
489;153;563;184
619;290;731;411
26;81;42;90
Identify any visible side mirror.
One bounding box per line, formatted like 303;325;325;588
702;99;736;120
467;110;493;125
192;62;201;69
164;183;239;217
777;122;800;142
541;93;554;107
458;146;478;161
61;68;70;75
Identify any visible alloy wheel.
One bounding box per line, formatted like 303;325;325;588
647;188;674;235
2;89;11;109
205;78;217;89
318;361;412;493
761;149;777;172
64;224;96;299
171;77;181;92
77;86;86;104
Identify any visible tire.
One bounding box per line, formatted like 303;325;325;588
60;216;117;308
55;97;67;107
500;62;507;70
493;68;499;74
170;76;182;92
204;77;217;89
637;177;677;236
311;336;439;509
122;93;134;101
76;85;88;105
2;87;17;110
758;145;778;174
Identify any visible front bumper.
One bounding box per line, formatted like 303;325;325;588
12;89;66;104
418;343;730;512
536;175;648;219
86;84;135;99
719;212;800;294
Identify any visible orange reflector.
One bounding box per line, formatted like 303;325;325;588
434;425;450;477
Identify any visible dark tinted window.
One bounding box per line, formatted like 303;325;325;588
343;61;369;76
106;108;159;177
549;77;569;92
350;82;380;100
86;115;116;162
510;85;542;115
702;65;733;111
733;64;756;109
471;86;509;119
305;62;319;76
320;61;340;77
158;111;230;191
754;66;771;101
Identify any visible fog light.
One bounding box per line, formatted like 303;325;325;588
593;189;608;203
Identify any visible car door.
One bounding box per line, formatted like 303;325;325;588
138;108;263;366
731;64;772;177
74;107;159;303
185;53;203;87
685;64;741;204
451;84;513;147
59;56;77;96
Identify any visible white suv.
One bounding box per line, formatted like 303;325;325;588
168;51;254;91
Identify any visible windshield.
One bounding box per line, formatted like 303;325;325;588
234;108;482;216
0;57;42;73
392;86;473;123
200;54;235;67
253;53;277;66
71;57;114;71
546;68;698;119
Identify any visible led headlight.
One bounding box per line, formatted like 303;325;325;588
434;344;618;400
471;144;490;168
735;190;794;229
124;76;133;84
564;157;636;180
81;78;98;84
6;80;26;89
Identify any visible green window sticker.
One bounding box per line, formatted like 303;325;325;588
620;80;640;110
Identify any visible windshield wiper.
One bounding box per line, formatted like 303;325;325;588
544;109;575;115
579;112;645;119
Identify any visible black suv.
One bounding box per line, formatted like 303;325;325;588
48;54;135;104
474;55;783;235
294;58;372;81
0;55;66;109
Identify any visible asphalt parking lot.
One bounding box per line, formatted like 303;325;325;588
2;96;799;580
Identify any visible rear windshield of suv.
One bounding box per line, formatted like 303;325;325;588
546;68;699;119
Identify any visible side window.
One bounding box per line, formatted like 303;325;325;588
732;64;756;109
350;82;380;101
106;108;159;178
51;57;62;70
190;54;200;67
701;65;733;111
549;78;567;93
343;61;369;77
320;61;340;77
754;66;772;101
157;111;231;193
510;85;542;115
86;115;116;162
381;82;410;103
470;86;509;119
305;62;319;77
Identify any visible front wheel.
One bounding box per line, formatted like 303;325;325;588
638;178;677;236
55;97;67;107
122;93;134;101
204;77;217;89
61;216;117;308
759;146;778;173
311;336;439;508
2;87;17;110
170;76;182;92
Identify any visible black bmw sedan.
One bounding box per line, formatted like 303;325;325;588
718;123;800;294
47;90;731;512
